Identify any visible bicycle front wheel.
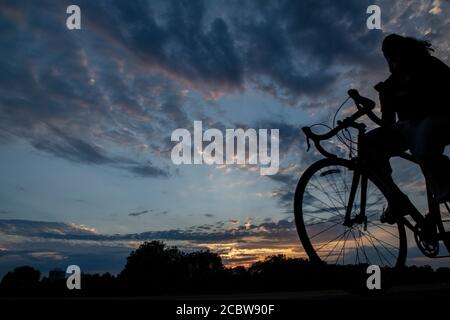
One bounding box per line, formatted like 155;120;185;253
294;158;407;269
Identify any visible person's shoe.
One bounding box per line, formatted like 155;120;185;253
380;204;409;225
419;213;439;246
435;190;450;204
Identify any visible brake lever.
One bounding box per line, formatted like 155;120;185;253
302;127;312;152
305;136;311;152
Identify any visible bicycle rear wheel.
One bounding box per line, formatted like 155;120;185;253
294;158;407;269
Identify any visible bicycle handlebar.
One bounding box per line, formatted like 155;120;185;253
348;89;384;127
302;89;383;158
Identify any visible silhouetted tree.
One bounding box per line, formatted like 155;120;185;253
1;266;41;290
118;241;186;293
184;250;225;292
185;250;224;277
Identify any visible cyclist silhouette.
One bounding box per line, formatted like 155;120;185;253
354;34;450;224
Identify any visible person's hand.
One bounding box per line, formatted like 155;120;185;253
347;89;360;99
348;89;376;110
374;82;385;93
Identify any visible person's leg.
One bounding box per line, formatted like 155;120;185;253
360;125;424;223
408;116;450;203
360;126;404;196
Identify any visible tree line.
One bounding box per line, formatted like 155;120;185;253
1;240;450;296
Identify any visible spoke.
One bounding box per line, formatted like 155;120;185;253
362;229;400;251
364;229;399;260
305;219;338;227
310;221;342;240
322;169;346;208
361;194;384;220
303;200;344;217
335;229;351;265
338;167;350;209
315;229;348;252
325;167;346;206
351;184;361;216
358;229;371;265
365;197;383;213
304;191;344;218
366;213;403;227
369;222;400;239
350;230;361;265
366;185;381;205
330;166;349;208
322;230;348;261
303;212;340;222
363;233;390;266
309;177;344;212
309;179;343;206
342;229;351;264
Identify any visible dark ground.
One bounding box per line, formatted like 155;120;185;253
2;283;449;318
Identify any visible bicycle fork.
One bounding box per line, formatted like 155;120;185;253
343;171;368;230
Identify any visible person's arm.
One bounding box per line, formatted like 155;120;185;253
428;56;450;108
374;81;396;125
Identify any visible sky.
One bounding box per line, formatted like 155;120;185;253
0;0;449;277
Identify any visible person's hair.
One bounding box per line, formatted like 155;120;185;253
382;34;434;60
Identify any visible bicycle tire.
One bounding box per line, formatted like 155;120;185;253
294;158;407;291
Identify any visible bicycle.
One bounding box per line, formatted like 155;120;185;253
294;90;450;275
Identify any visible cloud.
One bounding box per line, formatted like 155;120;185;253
126;163;170;178
31;125;171;178
0;0;448;181
0;219;98;239
81;0;386;103
0;1;184;178
128;210;151;217
128;209;169;217
33;125;113;165
0;217;297;244
2;213;449;277
85;0;244;91
0;217;302;276
429;0;443;15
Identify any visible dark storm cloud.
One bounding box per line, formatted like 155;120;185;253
0;1;447;197
0;0;388;177
83;0;244;90
233;1;378;100
84;0;383;97
0;1;179;177
0;1;172;178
